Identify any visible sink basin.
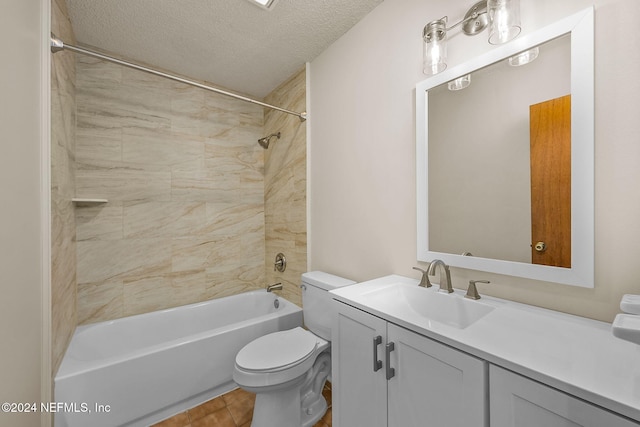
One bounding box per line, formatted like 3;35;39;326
359;283;496;329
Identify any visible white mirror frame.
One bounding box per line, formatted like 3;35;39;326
416;8;594;287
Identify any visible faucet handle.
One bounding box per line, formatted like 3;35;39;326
412;266;432;288
465;280;490;300
274;253;286;272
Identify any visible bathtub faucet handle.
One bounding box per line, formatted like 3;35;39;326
274;253;287;272
267;283;283;292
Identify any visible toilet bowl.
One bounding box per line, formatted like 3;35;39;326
234;327;330;427
233;272;355;427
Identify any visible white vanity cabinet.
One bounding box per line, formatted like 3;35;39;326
332;301;388;427
490;365;638;427
331;275;640;424
332;301;488;427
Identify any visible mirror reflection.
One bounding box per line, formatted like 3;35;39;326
427;34;571;267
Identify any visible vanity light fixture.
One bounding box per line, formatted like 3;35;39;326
422;0;521;76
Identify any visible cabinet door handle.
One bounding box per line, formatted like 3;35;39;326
385;342;396;380
373;335;383;372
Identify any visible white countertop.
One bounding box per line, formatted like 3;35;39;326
330;275;640;422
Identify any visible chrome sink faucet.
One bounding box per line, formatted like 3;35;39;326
429;259;453;293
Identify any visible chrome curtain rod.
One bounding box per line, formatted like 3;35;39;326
50;34;307;122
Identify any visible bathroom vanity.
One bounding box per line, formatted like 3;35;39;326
330;275;640;427
328;7;636;426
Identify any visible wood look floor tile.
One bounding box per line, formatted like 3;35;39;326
150;411;189;427
190;408;236;427
226;395;255;426
321;407;332;426
187;396;226;422
221;387;255;406
152;383;332;427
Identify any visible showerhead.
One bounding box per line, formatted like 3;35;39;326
258;132;281;149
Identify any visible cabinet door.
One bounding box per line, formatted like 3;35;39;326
332;302;388;427
490;365;639;427
387;323;488;427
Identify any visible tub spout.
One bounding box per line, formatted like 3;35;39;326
266;283;283;292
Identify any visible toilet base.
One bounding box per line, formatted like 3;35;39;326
250;386;327;427
248;353;331;427
300;394;327;427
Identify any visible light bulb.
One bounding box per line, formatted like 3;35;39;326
488;0;521;45
423;19;447;76
448;74;471;91
508;47;539;66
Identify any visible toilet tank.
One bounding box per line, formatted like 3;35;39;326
302;271;356;341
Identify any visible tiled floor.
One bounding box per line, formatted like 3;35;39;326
151;383;332;427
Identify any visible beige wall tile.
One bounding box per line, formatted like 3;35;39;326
51;0;77;376
169;269;208;306
205;261;264;299
76;56;121;86
170;157;241;203
76;204;124;241
123;275;175;317
171;235;246;272
74;54;308;323
76;57;270;322
77;280;124;324
76;163;172;202
263;68;307;307
77;238;172;284
123;201;205;238
76;131;123;164
122;127;204;166
203;203;264;237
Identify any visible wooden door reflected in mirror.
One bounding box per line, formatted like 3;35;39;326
530;94;571;267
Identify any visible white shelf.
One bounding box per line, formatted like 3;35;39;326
71;198;108;205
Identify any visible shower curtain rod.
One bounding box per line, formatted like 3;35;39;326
50;34;307;122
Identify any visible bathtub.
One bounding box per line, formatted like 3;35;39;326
55;290;302;427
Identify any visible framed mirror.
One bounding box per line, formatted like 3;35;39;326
416;8;594;287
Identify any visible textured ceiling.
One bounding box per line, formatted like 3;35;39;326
66;0;384;98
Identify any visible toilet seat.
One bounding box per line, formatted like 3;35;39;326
236;327;318;373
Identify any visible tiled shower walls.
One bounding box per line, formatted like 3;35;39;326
75;56;267;323
263;69;307;307
51;0;77;374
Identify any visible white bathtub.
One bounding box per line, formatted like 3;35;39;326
55;290;303;427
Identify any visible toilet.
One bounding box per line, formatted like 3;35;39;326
233;271;355;427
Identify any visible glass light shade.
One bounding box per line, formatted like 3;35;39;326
487;0;521;45
423;20;447;76
246;0;277;9
508;47;539;66
448;74;471;91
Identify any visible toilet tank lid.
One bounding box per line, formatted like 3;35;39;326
302;271;356;291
